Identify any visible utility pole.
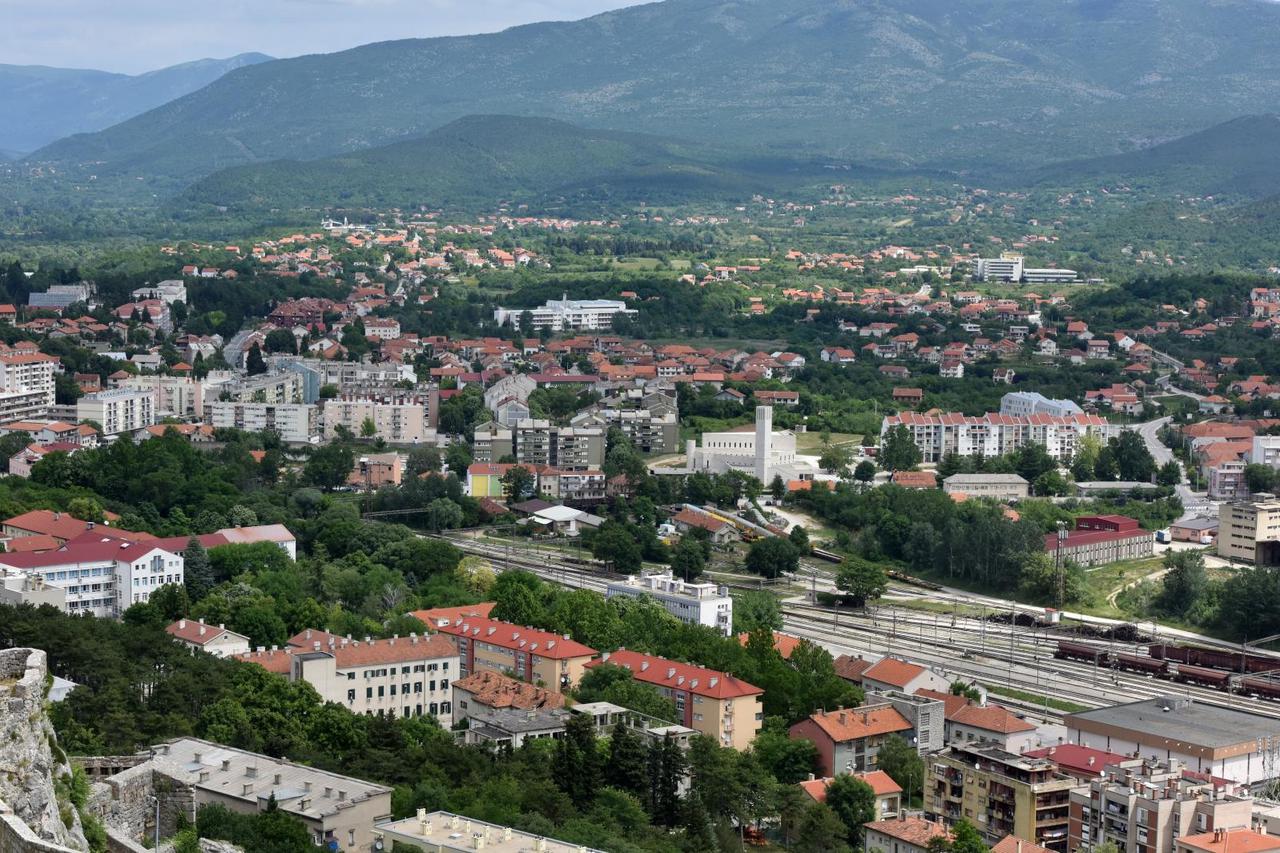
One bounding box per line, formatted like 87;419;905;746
1055;520;1068;608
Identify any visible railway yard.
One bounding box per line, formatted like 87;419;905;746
438;530;1280;730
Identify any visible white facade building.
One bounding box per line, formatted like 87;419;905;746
209;401;318;443
77;389;156;437
0;538;184;618
685;405;815;484
131;280;188;305
973;257;1024;282
0;352;58;421
881;411;1115;463
1250;435;1280;469
606;571;733;636
1000;391;1084;418
494;296;637;332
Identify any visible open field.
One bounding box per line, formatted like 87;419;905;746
794;431;863;454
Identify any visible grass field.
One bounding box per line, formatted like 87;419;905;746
794;431;863;454
981;684;1089;714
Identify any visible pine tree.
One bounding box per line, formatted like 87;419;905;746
246;343;267;376
605;720;647;796
183;537;214;601
680;790;717;852
655;733;685;827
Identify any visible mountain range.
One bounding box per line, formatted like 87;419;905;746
0;53;272;154
28;0;1280;183
180;114;832;212
1028;114;1280;199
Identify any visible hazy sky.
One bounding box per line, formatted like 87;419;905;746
2;0;645;74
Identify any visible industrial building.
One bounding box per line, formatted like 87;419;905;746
1064;697;1280;786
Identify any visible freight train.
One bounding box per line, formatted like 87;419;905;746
1054;640;1280;699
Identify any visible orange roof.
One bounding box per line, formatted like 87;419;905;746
240;631;456;672
799;706;912;742
2;510;151;543
407;602;496;629
914;688;971;720
593;649;763;699
452;670;565;711
438;616;597;660
799;770;902;803
3;533;61;553
863;656;927;688
865;817;950;847
1179;829;1280;853
737;630;803;659
951;703;1036;734
992;835;1054;853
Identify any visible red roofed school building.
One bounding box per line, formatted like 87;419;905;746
1043;515;1154;567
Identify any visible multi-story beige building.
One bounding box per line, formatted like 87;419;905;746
474;420;605;470
237;628;459;725
1218;494;1280;565
1068;758;1253;853
322;394;437;444
882;411;1115;463
116;374;206;418
215;371;305;405
77;389;156;437
437;616;598;691
590;649;763;750
929;742;1075;852
209;401;318;443
572;406;679;454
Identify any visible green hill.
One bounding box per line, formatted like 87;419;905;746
1029;115;1280;198
30;0;1280;181
180;115;813;212
0;53;272;155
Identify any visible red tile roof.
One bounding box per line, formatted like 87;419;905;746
438;616;597;660
2;510;152;544
592;649;763;699
798;706;912;742
834;654;872;682
239;632;457;671
453;670;565;711
737;631;803;659
863;656;927;688
992;835;1054;853
407;603;496;629
951;703;1036;734
1022;744;1127;779
865;817;950;847
1179;829;1280;853
799;770;902;803
166;619;243;647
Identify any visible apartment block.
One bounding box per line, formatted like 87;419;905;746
572;406;679;454
77;388;156;437
929;743;1075;852
322;393;438;444
473;419;605;470
209;401;318;443
0;537;184;618
591;649;764;750
1068;758;1253;853
605;571;733;636
116;374;206;418
237;628;459;725
1218;495;1280;566
493;297;637;332
437;616;598;690
882;411;1114;463
0;352;58;421
790;706;915;776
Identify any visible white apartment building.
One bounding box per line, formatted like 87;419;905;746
494;296;637;332
322;394;436;444
238;628;460;725
131;279;188;305
77;388;156;437
999;391;1084;418
1250;435;1280;469
881;411;1114;463
0;352;58;421
0;538;184;618
606;571;733;636
209;401;318;443
973;256;1024;282
116;375;206;418
362;318;401;340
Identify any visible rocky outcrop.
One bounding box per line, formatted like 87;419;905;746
0;649;88;851
196;841;243;853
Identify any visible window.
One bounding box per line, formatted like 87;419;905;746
347;690;355;702
378;686;384;697
366;687;372;699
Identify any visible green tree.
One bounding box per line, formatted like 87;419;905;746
1245;463;1277;494
854;460;877;483
406;446;442;476
770;474;786;502
500;465;535;500
794;802;852;853
950;680;982;702
835;556;888;604
825;774;876;848
245;342;267;376
424;498;463;532
670;536;706;582
360;417;377;438
149;584;191;621
552;713;603;808
1108;431;1156;482
1157;549;1208;616
876;733;924;806
591;522;643;573
304;445;355;491
789;525;811;552
745;536;799;579
733;588;783;633
605;719;648;796
879;425;922;472
819;443;853;476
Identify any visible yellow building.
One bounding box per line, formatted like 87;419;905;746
438;616;597;690
929;742;1075;853
1218;495;1280;565
589;649;764;750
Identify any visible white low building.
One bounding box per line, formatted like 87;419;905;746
166;619;251;658
493;295;637;332
685;405;816;485
606;571;733;636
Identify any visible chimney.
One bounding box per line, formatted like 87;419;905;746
338;790;347;800
179;619;187;630
221;760;231;771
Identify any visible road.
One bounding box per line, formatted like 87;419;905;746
1136;415;1212;516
